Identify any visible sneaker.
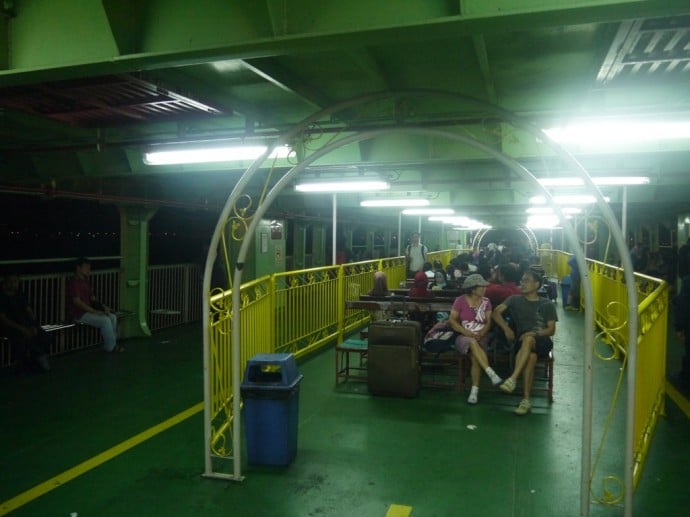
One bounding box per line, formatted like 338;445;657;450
499;377;515;393
515;399;532;415
467;391;478;405
489;372;503;386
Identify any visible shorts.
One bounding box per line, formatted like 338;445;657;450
455;334;490;355
518;334;553;359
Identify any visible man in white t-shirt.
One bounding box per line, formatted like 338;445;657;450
405;233;428;278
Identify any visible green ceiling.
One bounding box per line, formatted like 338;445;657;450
1;0;690;229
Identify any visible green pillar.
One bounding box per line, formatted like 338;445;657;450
312;224;326;266
293;223;307;270
118;205;157;338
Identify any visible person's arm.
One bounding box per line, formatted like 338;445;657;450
448;309;472;337
72;296;105;315
523;320;556;339
492;302;515;342
478;310;492;338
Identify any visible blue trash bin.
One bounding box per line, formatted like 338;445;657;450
241;353;303;466
560;275;571;308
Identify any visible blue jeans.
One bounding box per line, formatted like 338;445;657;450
77;312;118;351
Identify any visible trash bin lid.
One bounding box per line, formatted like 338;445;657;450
242;353;301;387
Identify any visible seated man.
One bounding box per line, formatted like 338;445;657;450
66;257;123;352
485;263;521;308
0;273;51;372
492;270;558;415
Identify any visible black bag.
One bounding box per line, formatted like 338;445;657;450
422;321;457;353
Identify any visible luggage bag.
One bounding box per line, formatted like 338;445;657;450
367;320;421;397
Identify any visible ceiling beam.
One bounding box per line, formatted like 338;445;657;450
3;0;690;87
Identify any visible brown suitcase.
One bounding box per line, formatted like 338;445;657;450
367;320;421;397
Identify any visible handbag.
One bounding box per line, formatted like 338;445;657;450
422;320;457;353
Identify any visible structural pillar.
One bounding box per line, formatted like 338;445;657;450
118;205;157;338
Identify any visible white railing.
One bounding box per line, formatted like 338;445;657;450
1;263;202;367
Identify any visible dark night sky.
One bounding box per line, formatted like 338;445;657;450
0;194;217;273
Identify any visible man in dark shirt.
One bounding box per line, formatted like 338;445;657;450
492;270;558;415
0;273;51;371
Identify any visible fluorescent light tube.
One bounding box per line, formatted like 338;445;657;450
144;145;290;165
296;180;390;193
530;195;610;205
401;208;454;215
538;176;649;187
544;121;690;145
360;198;427;207
526;207;582;215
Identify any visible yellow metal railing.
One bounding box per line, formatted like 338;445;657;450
206;256;406;465
206;249;668;490
540;249;669;490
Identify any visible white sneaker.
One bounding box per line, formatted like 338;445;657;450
489;372;503;386
467;391;478;405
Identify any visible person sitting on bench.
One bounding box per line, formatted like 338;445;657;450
66;257;124;353
0;273;51;372
447;273;502;404
492;270;557;415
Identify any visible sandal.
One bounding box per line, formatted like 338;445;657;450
499;377;515;393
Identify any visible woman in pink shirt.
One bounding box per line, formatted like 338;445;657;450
448;274;502;404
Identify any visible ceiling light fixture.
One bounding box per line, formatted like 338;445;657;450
526;215;561;229
430;216;489;229
529;195;610;205
297;180;390;193
538;176;650;187
526;206;582;215
144;144;291;165
402;208;454;215
360;198;427;207
544;120;690;145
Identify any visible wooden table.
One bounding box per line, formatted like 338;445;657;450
346;298;454;313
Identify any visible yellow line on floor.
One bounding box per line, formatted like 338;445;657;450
386;503;413;517
666;381;690;418
0;402;204;516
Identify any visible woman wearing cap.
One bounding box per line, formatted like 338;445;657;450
448;273;502;404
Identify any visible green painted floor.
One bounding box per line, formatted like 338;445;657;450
1;306;689;516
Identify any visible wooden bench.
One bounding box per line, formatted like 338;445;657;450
419;349;467;391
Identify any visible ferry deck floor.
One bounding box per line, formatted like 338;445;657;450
1;304;689;517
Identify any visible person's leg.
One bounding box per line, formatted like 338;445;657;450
77;313;117;351
470;353;481;387
500;336;535;393
468;340;502;385
27;329;51;371
522;352;538;398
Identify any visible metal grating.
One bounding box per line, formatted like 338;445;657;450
597;15;690;84
0;74;224;127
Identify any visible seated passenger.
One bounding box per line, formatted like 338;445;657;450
66;257;123;353
369;271;390;297
492;270;558;415
430;270;448;290
447;274;502;404
408;271;432;298
0;273;51;372
485;263;521;308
